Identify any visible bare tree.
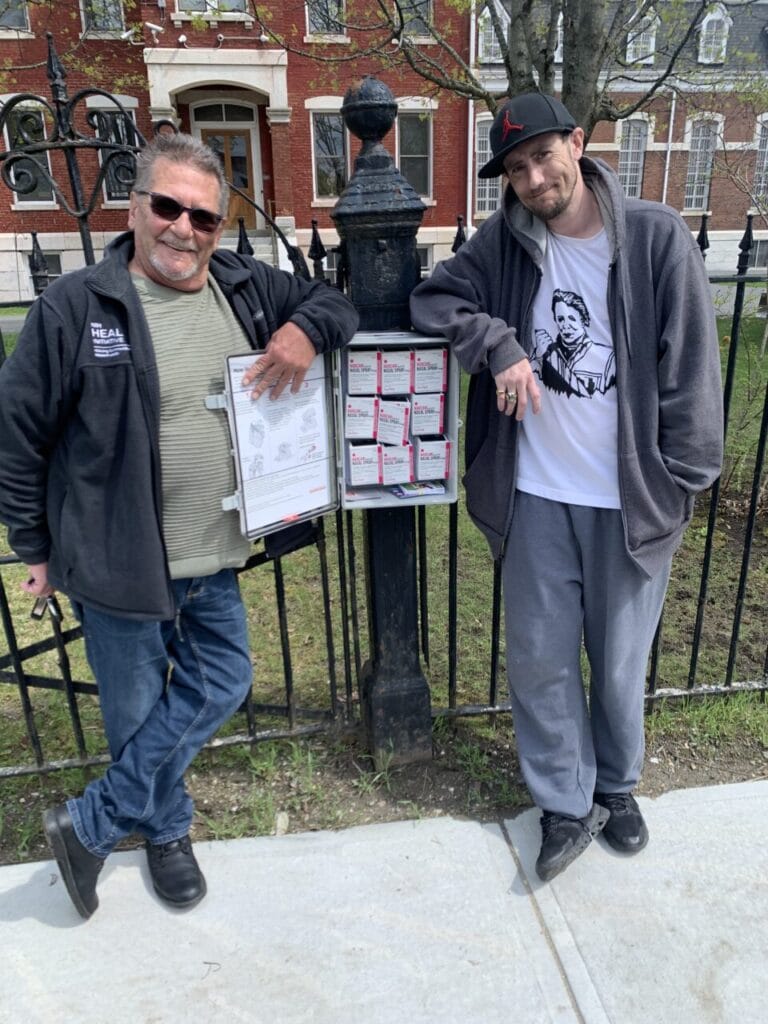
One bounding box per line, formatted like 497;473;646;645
252;1;759;138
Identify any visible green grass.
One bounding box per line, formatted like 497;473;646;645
0;331;17;360
645;693;768;748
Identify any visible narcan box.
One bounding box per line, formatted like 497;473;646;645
344;396;379;439
410;393;445;436
377;399;411;446
347;442;382;485
380;349;414;395
414;436;452;481
413;347;448;393
381;443;415;485
347;349;381;395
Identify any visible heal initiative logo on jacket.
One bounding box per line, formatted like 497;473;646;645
90;322;129;359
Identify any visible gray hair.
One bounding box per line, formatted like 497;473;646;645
133;133;230;216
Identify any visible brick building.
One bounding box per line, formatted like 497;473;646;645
0;1;766;301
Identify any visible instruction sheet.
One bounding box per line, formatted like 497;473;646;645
225;352;336;539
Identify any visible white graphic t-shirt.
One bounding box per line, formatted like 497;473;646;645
516;227;621;509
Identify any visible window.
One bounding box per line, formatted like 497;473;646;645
747;239;768;269
93;109;138;201
177;0;247;12
4;107;54;202
477;3;507;64
28;252;62;289
83;0;123;32
403;0;431;37
417;245;432;279
698;4;729;64
684;119;718;211
0;0;28;30
626;14;657;65
754;121;768;203
554;12;563;64
307;0;344;35
312;112;347;199
618;119;648;198
192;102;254;123
398;112;431;197
475;119;503;215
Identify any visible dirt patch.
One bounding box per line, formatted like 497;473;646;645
2;716;766;867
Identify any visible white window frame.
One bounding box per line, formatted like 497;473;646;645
625;11;657;65
0;0;29;32
698;3;730;65
403;0;432;40
747;237;768;270
396;97;436;201
475;116;503;217
172;0;253;26
753;116;768;205
81;0;123;36
86;96;139;206
617;117;648;198
305;0;347;41
683;115;721;212
554;12;563;64
477;2;508;64
306;98;349;205
28;250;62;289
1;99;57;208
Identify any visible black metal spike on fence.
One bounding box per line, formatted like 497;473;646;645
697;213;710;259
29;231;50;296
308;219;328;281
451;215;467;253
236;217;254;256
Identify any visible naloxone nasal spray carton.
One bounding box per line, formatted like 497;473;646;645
346;349;381;395
381;443;415;485
414;436;452;481
380;349;414;395
347;442;383;485
410;393;445;436
413;347;448;393
344;396;380;439
377;399;411;446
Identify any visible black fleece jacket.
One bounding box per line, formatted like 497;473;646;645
0;232;358;619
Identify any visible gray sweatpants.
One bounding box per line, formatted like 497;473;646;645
502;491;671;819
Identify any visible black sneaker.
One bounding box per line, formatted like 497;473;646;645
535;803;610;882
146;836;207;909
594;792;649;854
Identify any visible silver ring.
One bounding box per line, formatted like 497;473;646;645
505;390;517;404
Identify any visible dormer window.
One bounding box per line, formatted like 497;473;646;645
626;12;657;66
698;4;730;65
477;2;508;64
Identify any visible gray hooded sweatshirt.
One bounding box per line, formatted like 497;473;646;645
409;156;723;578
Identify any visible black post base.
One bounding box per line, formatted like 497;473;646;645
360;660;433;769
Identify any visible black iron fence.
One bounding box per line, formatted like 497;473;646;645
1;245;766;776
0;39;765;777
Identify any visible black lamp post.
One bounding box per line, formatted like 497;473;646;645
332;77;432;767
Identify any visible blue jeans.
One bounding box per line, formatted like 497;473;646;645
68;570;252;856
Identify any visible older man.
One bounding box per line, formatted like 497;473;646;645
410;93;723;881
0;133;358;917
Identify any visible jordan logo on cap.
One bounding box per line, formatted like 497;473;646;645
501;111;524;142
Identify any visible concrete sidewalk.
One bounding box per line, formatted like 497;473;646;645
0;780;766;1024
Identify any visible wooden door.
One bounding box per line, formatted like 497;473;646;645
201;129;257;229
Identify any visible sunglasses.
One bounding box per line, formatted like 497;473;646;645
135;190;224;233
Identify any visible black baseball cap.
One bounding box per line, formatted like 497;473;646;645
478;92;577;179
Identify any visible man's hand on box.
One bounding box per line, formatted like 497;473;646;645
243;323;317;400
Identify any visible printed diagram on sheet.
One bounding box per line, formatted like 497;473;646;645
226;352;335;538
